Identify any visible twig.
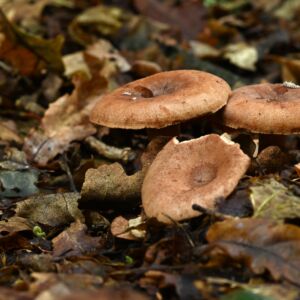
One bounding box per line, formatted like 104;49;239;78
85;136;136;162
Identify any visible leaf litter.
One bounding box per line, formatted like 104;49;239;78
2;0;300;299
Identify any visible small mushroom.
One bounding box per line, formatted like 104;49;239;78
90;70;231;130
142;134;250;223
223;83;300;134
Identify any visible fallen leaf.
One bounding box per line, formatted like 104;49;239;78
52;220;104;258
23;73;107;166
80;137;168;206
221;284;298;300
203;218;300;285
16;192;83;227
30;272;104;299
0;120;22;144
0;169;39;198
250;178;300;221
223;42;258;71
133;0;206;40
0;10;64;75
69;5;126;45
268;55;300;84
0;216;33;250
56;287;150;300
111;215;146;240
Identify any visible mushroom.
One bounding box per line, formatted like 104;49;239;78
90;70;231;133
141;134;250;223
223;83;300;134
222;82;300;160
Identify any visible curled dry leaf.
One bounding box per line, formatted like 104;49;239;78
80;137;168;206
111;215;145;240
16;192;84;227
52;220;104;258
23;74;107;166
202;218;300;286
0;120;22;144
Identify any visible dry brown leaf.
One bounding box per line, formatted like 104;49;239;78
0;120;22;144
30;272;103;299
0;216;33;250
80;137;168;206
111;215;145;240
16;193;83;227
52;220;104;258
23;74;107;166
202;218;300;285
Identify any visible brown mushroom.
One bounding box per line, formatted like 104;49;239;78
90;70;231;130
223;83;300;134
142;134;250;223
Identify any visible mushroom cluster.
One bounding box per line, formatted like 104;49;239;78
89;70;300;223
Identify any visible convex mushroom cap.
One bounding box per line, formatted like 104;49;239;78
223;83;300;134
142;134;250;223
90;70;231;129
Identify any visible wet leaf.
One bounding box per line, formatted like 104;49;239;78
52;220;104;258
250;178;300;221
16;192;83;227
204;218;300;285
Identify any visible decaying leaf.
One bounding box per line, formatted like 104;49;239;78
223;42;258;71
69;5;127;45
30;272;104;299
23;74;107;166
220;283;298;300
0;10;64;75
202;218;300;285
250;178;300;221
0;216;33;250
133;0;206;39
63;39;130;79
269;55;300;84
16;192;83;227
52;220;104;258
0;120;22;144
80;137;168;206
56;287;150;300
0;169;39;198
80;162;144;206
111;215;146;240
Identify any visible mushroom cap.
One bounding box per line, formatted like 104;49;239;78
142;134;250;223
90;70;231;129
223;83;300;134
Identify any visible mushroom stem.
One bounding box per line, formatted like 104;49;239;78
146;124;181;139
85;136;136;162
